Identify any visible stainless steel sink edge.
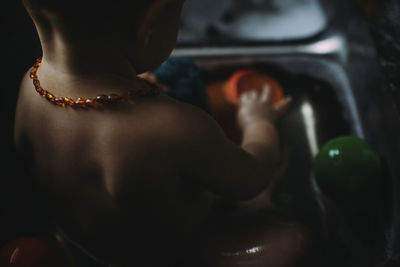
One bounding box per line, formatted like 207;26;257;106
173;33;348;64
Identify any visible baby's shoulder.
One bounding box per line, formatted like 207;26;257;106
145;96;221;141
123;95;223;154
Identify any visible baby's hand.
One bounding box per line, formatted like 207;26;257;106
237;85;292;129
138;72;168;92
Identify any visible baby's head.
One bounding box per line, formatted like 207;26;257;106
23;0;185;73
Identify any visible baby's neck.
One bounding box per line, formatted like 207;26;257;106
34;38;145;98
38;29;137;80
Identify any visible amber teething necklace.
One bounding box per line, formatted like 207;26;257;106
30;58;161;108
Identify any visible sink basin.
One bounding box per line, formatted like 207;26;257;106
180;55;370;267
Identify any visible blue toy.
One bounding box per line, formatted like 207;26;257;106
152;57;210;113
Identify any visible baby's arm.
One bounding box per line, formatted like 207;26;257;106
173;86;291;201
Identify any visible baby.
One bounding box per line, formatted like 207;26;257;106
14;0;291;266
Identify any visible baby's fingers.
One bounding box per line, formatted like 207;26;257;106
274;97;292;119
240;90;258;103
260;85;272;103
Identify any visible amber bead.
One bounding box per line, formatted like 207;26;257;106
95;95;109;104
45;92;55;102
75;98;86;108
64;97;75;107
54;97;65;107
33;79;40;87
34;59;41;68
35;86;43;94
85;98;98;108
30;73;37;79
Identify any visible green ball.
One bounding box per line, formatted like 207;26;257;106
313;136;380;202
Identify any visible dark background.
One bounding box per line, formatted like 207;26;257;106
355;0;400;119
1;0;43;246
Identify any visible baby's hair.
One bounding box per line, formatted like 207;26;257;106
23;0;155;37
23;0;154;23
23;0;153;13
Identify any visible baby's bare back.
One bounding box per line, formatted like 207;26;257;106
14;71;212;266
14;62;289;266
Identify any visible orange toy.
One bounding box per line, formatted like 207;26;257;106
224;69;284;106
206;70;284;144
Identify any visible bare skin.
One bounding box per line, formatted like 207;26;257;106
14;0;291;266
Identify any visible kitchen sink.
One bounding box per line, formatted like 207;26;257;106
179;55;373;267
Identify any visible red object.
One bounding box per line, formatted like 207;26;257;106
0;237;60;267
224;69;284;106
